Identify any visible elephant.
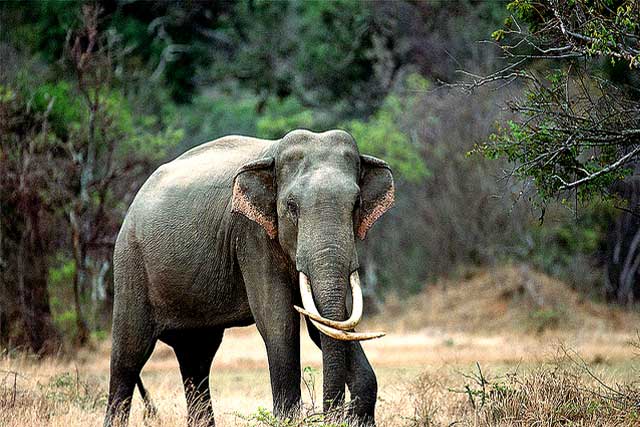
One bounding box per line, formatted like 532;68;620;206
104;129;395;427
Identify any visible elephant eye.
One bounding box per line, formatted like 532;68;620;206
354;195;362;212
287;200;299;221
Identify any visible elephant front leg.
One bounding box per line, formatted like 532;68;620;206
238;234;302;418
346;342;377;425
251;304;301;417
305;318;376;425
263;326;301;417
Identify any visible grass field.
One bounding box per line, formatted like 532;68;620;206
2;265;640;426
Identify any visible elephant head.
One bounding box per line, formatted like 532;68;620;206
231;129;394;409
231;129;394;339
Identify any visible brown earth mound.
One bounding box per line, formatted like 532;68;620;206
375;264;640;335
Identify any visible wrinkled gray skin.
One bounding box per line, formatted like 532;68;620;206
104;129;394;427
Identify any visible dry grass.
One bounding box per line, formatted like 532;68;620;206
379;358;640;427
2;265;640;426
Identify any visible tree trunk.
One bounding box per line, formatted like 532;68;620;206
0;201;8;348
0;267;10;348
21;244;60;354
605;177;640;305
70;215;91;346
18;209;60;355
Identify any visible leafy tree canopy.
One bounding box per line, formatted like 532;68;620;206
470;0;640;206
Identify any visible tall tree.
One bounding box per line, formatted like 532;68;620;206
61;5;182;343
0;77;63;354
1;3;183;348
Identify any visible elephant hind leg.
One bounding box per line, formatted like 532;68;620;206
165;328;224;427
105;252;158;427
136;376;158;420
105;316;157;427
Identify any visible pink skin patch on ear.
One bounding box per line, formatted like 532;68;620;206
357;184;395;240
231;181;278;239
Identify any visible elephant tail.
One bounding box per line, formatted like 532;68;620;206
136;376;158;420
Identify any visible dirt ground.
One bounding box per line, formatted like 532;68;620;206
2;265;640;426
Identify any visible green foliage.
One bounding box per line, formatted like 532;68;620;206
176;89;261;146
0;1;80;63
53;310;79;341
48;259;75;291
483;0;640;205
296;0;375;103
30;82;83;139
99;91;181;162
0;84;15;102
479;69;634;203
11;75;182;165
528;308;564;332
90;330;108;342
108;2;224;102
506;0;638;66
256;96;315;139
505;0;538;23
344;74;430;183
211;1;294;99
48;258;80;341
519;203;615;294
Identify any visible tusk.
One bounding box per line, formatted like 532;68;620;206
296;271;363;330
304;316;385;341
295;271;384;341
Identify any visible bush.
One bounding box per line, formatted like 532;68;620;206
518;202;616;298
400;357;640;426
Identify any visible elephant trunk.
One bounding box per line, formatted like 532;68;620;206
296;215;357;410
304;240;352;411
294;223;385;341
295;209;383;410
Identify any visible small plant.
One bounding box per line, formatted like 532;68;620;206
449;363;513;411
239;406;353;427
528;308;563;333
40;370;106;411
448;352;640;426
236;366;355;427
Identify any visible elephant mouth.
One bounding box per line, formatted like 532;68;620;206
293;271;386;341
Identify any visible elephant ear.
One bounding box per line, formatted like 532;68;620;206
357;155;395;240
231;157;278;239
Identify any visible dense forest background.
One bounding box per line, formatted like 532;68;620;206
1;0;638;354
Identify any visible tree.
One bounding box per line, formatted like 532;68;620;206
0;4;182;349
60;5;182;344
466;0;639;202
461;0;640;302
0;77;63;354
